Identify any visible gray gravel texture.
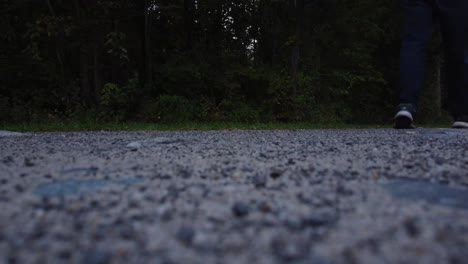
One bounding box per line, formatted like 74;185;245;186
0;128;467;264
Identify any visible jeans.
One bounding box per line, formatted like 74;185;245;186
399;0;468;117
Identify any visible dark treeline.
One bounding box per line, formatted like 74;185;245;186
1;0;444;124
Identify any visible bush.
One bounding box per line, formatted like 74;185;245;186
100;83;126;121
157;61;205;98
193;96;222;122
156;95;195;123
222;100;260;123
100;77;139;121
0;95;11;122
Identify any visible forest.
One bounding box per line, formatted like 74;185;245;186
0;0;446;124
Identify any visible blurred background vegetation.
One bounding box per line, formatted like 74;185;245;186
0;0;448;125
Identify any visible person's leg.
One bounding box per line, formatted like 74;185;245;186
436;0;468;126
399;0;434;108
396;0;434;128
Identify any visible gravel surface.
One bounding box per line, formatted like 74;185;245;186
0;128;467;264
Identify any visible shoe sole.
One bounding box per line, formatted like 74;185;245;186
394;111;415;129
452;121;468;129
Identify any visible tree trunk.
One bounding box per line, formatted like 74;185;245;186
93;43;100;101
291;0;305;98
272;13;279;65
46;0;65;81
138;0;152;90
75;0;91;105
434;54;442;117
80;48;90;104
258;1;272;64
184;0;195;52
144;0;152;89
210;2;224;60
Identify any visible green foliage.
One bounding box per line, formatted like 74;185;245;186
0;95;10;122
101;83;125;108
194;96;223;122
158;61;205;97
105;31;129;62
156;95;195;123
220;100;260;123
100;77;139;121
231;104;261;123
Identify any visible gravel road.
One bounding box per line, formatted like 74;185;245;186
1;129;467;264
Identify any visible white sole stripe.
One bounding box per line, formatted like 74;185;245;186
453;121;468;128
394;110;413;121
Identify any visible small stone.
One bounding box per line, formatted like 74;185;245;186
31;225;45;240
178;169;191;179
14;184;24;193
186;184;207;198
403;217;421;238
154;173;172;180
271;236;308;261
252;175;267;188
126;142;142;151
258;202;272;213
284;217;304;230
24;158;35;167
270;169;283;180
176;226;195;245
434;157;445;165
222;233;246;252
336;183;354;196
119;225;135;240
81;250;112;264
192;232;217;253
57;250;72;260
2;156;13;164
303;211;337;227
89;200;100;208
232;202;250;218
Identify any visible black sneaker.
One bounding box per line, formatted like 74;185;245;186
394;104;416;129
453;115;468;129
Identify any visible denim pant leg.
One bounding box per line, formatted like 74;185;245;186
399;0;434;110
437;0;468;117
